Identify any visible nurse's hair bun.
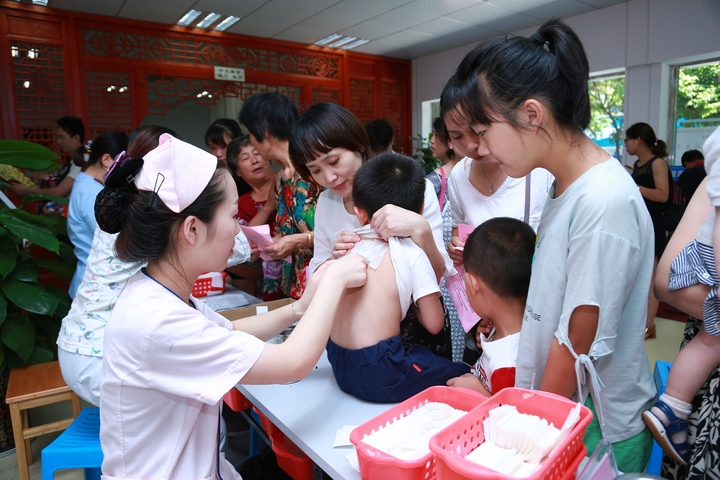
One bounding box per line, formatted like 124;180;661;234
94;157;144;234
95;188;129;234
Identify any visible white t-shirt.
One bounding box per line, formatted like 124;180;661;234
515;157;656;443
101;271;265;480
352;232;440;317
473;329;519;395
449;158;553;231
697;126;720;245
309;179;452;276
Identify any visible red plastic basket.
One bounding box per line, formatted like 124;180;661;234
349;386;487;480
429;388;592;480
191;271;227;297
270;430;314;480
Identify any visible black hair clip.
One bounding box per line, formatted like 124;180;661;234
105;157;144;189
147;172;165;210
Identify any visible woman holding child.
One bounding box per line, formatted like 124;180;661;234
288;102;455;357
290;102;451;281
95;133;367;479
450;20;656;472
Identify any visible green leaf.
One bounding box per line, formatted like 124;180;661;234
1;314;35;362
19;193;69;206
58;242;76;264
45;285;71;318
0;209;59;253
0;292;6;325
30;312;62;345
1;279;58;315
0;140;59;170
37;258;75;280
0;236;18;277
36;213;68;235
0;344;6;371
8;259;39;283
0;226;9;236
26;340;54;366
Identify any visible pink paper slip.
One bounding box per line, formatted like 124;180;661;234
240;224;291;263
447;264;481;332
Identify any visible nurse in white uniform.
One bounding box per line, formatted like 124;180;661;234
97;134;367;480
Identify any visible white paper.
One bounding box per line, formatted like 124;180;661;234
333;425;356;448
197;290;250;311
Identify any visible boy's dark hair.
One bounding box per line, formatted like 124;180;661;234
56;116;85;143
205;118;242;147
226;135;253;176
352;152;424;218
289;102;370;181
239;92;298;142
681;149;704;167
365;118;394;155
464;217;535;302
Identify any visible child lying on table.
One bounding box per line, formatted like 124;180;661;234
326;152;469;402
447;217;536;396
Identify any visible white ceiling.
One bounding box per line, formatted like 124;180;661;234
46;0;628;59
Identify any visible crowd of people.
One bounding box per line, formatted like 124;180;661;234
5;17;719;480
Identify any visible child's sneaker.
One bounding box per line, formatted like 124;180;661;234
642;400;690;465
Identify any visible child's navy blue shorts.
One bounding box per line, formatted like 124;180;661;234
326;335;470;403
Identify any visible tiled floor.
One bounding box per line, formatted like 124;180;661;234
0;316;688;479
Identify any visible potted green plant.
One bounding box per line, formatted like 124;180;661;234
0;140;75;452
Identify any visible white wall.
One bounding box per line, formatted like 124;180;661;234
412;0;720;164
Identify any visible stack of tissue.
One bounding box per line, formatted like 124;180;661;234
465;403;582;477
361;402;466;461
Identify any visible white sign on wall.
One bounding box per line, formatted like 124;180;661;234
214;66;245;82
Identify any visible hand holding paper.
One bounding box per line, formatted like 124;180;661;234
240;224;291;263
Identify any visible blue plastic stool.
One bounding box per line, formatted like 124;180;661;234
646;360;671;475
42;407;103;480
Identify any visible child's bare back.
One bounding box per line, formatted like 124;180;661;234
330;241;402;349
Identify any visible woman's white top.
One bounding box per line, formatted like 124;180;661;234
449;158;553;231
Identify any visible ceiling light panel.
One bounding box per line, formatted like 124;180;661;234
214;16;240;31
177;9;202;26
196;12;222;29
329;36;357;48
315;33;343;46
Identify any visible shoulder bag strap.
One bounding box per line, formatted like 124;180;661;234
524;172;532;224
439;167;447;211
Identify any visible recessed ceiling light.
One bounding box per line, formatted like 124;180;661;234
214;16;240;32
196;12;221;29
314;33;343;46
342;38;370;50
177;9;202;27
329;36;357;48
32;0;48;5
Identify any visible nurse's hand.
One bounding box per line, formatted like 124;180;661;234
448;236;465;265
333;230;360;258
371;204;429;243
330;253;368;289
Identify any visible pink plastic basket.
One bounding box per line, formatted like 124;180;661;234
349;386;487;480
429;388;592;480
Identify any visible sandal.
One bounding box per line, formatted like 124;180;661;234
642;400;690;465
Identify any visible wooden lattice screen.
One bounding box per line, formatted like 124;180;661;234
0;2;411;154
